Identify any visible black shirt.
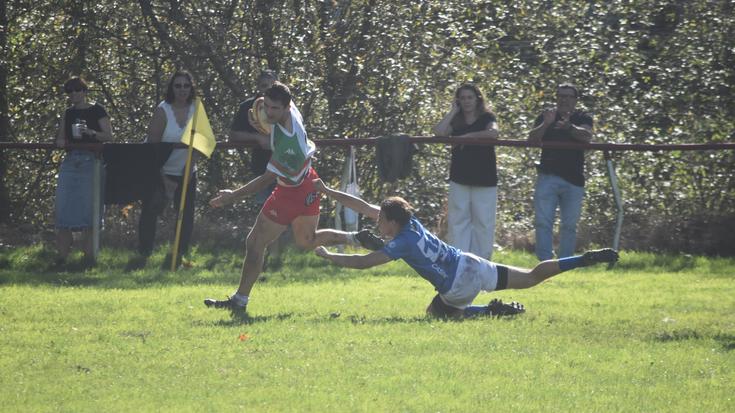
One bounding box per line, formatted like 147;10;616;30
63;103;107;144
448;112;498;187
231;96;272;175
534;110;593;187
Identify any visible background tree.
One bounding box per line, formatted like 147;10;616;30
2;0;733;254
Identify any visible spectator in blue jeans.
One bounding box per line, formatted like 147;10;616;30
528;83;593;260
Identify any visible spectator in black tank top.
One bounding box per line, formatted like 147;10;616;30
433;83;500;259
528;83;594;260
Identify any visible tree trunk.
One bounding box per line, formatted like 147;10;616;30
0;0;11;222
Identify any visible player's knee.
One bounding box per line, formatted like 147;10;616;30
245;232;268;253
505;269;540;290
426;294;463;319
293;233;317;250
524;269;547;288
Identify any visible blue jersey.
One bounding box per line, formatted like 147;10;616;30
381;216;461;293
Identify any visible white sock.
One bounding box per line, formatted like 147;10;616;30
231;293;249;306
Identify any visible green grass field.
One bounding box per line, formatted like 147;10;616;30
0;246;733;412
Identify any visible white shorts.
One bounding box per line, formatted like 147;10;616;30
440;253;499;309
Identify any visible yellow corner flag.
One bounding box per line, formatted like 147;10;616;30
181;98;216;158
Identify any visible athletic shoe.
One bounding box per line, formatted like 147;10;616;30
204;296;246;311
355;229;384;250
581;248;619;266
486;299;525;316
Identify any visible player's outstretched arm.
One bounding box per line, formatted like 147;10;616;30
314;246;391;269
312;179;380;221
210;171;277;208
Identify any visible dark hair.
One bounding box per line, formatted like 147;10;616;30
264;81;292;107
557;83;579;98
380;196;413;227
450;83;494;131
63;77;88;94
258;69;278;82
164;70;197;104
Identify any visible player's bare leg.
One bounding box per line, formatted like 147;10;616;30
204;212;286;311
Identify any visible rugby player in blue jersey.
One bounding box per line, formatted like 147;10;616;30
313;179;618;319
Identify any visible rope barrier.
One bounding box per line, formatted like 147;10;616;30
2;138;734;152
2;136;732;256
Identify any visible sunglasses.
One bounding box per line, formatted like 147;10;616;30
174;83;192;89
65;88;85;94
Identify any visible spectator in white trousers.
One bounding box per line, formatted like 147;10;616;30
433;83;499;259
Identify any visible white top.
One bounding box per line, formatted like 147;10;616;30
158;101;195;176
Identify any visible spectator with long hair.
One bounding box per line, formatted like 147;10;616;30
135;70;199;268
433;83;500;259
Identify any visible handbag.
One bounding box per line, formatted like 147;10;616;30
343;146;360;227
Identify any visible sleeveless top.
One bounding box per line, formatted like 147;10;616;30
157;101;195;176
265;104;315;186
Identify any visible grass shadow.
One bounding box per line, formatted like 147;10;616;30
613;251;735;275
0;245;393;289
192;312;296;327
714;333;735;352
652;330;735;352
652;329;702;342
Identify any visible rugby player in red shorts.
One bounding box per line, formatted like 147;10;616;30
204;82;382;312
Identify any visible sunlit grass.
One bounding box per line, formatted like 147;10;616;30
0;246;733;412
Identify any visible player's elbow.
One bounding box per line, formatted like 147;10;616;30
351;257;378;270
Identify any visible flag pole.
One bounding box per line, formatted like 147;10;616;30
170;98;199;271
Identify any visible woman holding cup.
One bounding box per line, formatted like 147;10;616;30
54;76;112;267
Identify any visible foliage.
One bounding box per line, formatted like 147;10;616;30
1;0;734;254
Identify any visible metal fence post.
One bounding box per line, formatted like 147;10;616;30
91;153;102;259
604;151;623;251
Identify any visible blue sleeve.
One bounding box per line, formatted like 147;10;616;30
381;234;411;261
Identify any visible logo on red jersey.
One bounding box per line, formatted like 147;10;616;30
305;191;317;206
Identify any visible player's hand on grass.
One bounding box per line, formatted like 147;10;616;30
314;246;329;258
209;189;235;208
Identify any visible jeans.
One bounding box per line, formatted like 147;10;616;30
533;173;584;260
447;182;497;259
138;174;196;257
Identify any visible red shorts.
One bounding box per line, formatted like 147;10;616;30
261;168;320;225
